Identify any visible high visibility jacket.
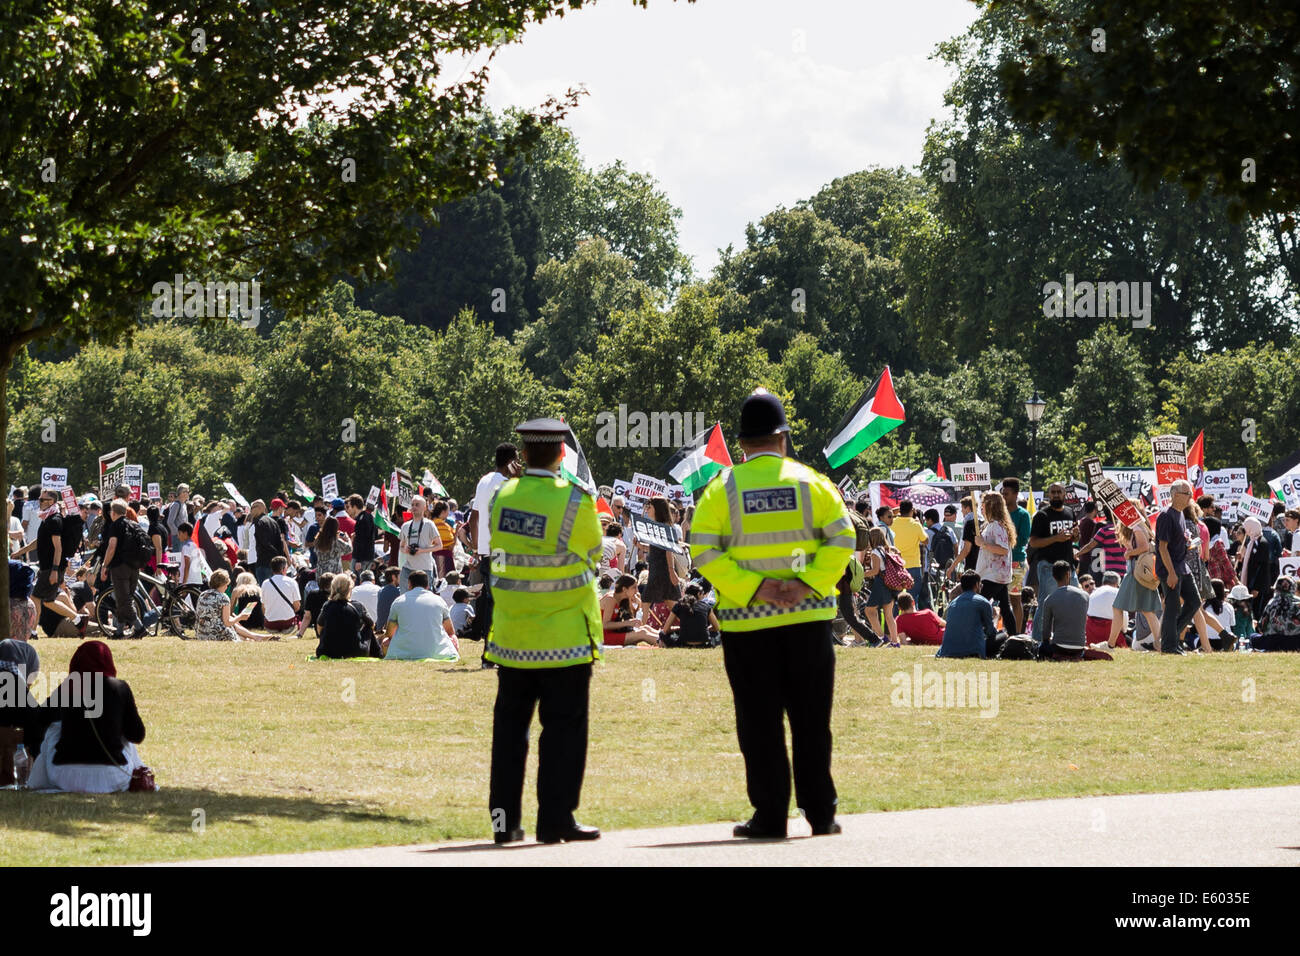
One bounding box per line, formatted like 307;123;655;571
484;472;604;668
688;453;855;632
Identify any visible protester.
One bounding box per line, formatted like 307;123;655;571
1155;480;1197;656
641;497;683;627
449;588;476;638
938;570;998;658
397;495;439;591
1228;583;1255;645
1086;571;1125;648
600;573;661;646
895;591;944;645
1001;478;1033;634
892;500;929;612
7;559;37;643
347;495;377;571
1039;561;1101;660
1239;516;1280;621
659;582;720;647
316;574;380;658
1202;579;1237;650
26;641;147;793
975;491;1016;635
194;570;273;641
1253;574;1300;652
862;526;902;646
298;572;334;638
312;515;351;576
1112;502;1162;648
352;570;381;622
248;499;288;586
164;484;190;549
429;500;456;578
374;566;401;630
1028;483;1078;644
260;556;301;633
381;570;458;661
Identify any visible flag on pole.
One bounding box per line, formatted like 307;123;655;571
422;469;447;496
560;425;598;496
936;456;947;481
1026;486;1036;516
666;422;733;495
823;366;906;469
291;474;316;500
596;496;614;518
375;484;402;536
1188;430;1205;489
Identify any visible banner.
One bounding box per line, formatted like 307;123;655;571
60;487;77;513
837;476;859;500
223;482;249;509
1267;467;1300;510
1238;493;1276;522
629;512;684;554
98;447;127;499
147;482;160;500
125;464;143;501
949;461;991;487
1150;435;1188;487
322;473;339;500
869;481;964;515
40;467;68;490
632;473;667;500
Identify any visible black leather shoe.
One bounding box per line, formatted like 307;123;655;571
536;822;600;844
809;819;842;836
733;819;787;839
494;827;525;845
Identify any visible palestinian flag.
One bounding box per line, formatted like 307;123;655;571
936;456;947;481
561;425;598;496
823;366;906;468
291;474;316;500
422;469;447;496
666;422;732;495
374;485;402;536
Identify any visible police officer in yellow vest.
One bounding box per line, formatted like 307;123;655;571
485;418;603;845
689;391;856;838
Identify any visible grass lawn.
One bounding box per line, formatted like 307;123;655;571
2;633;1298;865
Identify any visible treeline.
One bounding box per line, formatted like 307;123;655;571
7;6;1300;501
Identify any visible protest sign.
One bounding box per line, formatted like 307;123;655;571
665;483;693;506
869;481;963;515
98;447;127;499
837;476;858;500
60;487;77;512
1267;468;1300;509
223;482;249;509
322;473;339;500
630;512;684;554
889;469;912;482
365;486;380;508
40;467;68;490
393;468;415;508
949;461;991;486
1280;557;1300;580
1082;460;1143;529
125;464;143;501
632;473;667;500
1237;493;1275;522
1150;435;1188;486
147;482;160;499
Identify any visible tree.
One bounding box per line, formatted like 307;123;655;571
0;0;623;627
563;286;780;482
989;0;1300;233
514;237;660;387
804;167;925;258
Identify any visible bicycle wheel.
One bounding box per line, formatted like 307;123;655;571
166;585;204;638
94;591;147;637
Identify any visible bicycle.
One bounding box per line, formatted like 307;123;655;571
94;562;204;638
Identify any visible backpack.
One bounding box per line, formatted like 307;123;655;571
997;634;1038;660
847;555;865;594
116;520;153;569
928;526;955;570
882;549;914;591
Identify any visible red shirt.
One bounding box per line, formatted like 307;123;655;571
897;609;945;645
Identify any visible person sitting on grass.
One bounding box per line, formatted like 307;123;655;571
260;555;301;634
193;570;275;641
375;567;401;630
381;570;458;661
231;572;265;629
938;571;1000;659
600;574;662;647
298;572;334;638
895;592;945;646
25;641;147;794
316;573;380;659
449;588;476;639
1252;574;1300;652
1040;561;1111;661
659;582;720;647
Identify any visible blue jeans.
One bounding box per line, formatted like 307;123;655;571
399;566;433;590
1031;560;1078;644
255;564;274;586
907;567;930;611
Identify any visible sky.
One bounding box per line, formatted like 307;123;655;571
465;0;980;276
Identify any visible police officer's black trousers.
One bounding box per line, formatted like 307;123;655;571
721;619;837;828
489;662;591;834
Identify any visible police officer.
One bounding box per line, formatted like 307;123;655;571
485;418;604;845
689;390;856;838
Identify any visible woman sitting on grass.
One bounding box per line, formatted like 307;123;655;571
600;574;662;647
26;641;147;793
658;582;719;647
231;572;265;629
1253;574;1300;652
315;573;378;658
193;570;275;641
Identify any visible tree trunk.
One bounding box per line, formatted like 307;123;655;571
1;344;11;637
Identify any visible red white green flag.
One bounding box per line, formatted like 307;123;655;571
666;422;732;495
823;366;906;469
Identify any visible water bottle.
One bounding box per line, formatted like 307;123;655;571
1239;633;1252;653
13;744;30;788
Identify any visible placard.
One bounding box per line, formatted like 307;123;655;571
60;487;77;512
393;467;414;508
366;485;380;508
889;469;912;482
322;473;339;500
98;447;127;499
1280;556;1300;580
40;467;68;490
630;512;684;554
631;473;668;500
950;461;991;486
665;483;693;507
223;482;250;509
1150;435;1188;487
1237;493;1275;522
125;464;143;501
147;482;161;499
1267;468;1300;510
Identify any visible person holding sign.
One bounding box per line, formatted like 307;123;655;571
1111;502;1163;648
1155;480;1198;655
688;391;855;839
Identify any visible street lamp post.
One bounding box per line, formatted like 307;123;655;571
1025;388;1046;498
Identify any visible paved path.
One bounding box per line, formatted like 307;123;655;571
170;785;1300;866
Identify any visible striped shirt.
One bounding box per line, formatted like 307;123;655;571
1092;522;1126;575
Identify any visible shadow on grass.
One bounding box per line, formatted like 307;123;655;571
0;787;422;839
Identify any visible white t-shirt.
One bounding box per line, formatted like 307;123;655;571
1088;584;1120;620
353;581;382;622
23;501;41;545
1207;602;1235;632
180;541;205;585
437;582;459;606
203;511;225;541
8;515;24;542
262;574;301;621
472;471;508;556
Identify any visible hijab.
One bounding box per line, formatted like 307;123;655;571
68;640;117;678
1261;574;1300;636
1240;518;1262;582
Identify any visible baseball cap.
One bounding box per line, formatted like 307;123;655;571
331;497;345;511
270;498;286;509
